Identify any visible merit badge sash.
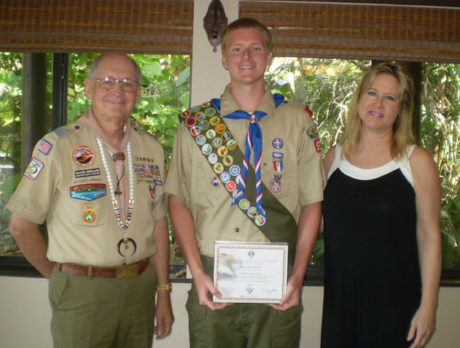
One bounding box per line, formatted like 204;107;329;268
180;100;298;265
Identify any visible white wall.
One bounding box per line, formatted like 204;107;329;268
1;1;459;348
0;277;459;348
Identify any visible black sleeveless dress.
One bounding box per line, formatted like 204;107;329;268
321;148;421;348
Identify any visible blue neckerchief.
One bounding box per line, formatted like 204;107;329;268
212;93;285;218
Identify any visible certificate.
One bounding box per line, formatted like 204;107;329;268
213;241;288;303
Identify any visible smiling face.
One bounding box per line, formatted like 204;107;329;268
84;52;140;124
358;73;401;134
222;27;272;88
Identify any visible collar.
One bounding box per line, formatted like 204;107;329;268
219;84;277;119
79;109;131;155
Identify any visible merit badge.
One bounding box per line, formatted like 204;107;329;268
201;101;211;108
199;120;209;130
212;137;223;148
196;135;206;146
209;116;220;126
185;117;196;127
208;153;218;165
229;165;241;176
221;131;231;141
202;144;212;155
220;172;231;183
223;155;233;166
205;107;216;117
190;126;201;136
24;157;44;180
226;139;237;151
73;146;95;167
191;105;201;112
255;215;266;227
272;137;284;149
217;146;228;157
270;178;283;194
238;198;250;210
206;129;216;139
83;204;96;224
215;123;226;134
180;109;191;118
247;207;258;219
213;163;224;174
195;111;206;120
38;139;53;155
226;181;237;192
70;183;107;201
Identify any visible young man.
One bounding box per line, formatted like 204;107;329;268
166;18;324;347
8;52;173;348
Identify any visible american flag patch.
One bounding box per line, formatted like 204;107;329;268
38;139;53;155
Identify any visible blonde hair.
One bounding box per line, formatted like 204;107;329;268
221;17;273;55
342;62;415;159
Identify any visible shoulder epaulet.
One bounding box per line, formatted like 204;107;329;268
52;125;69;139
304;105;313;118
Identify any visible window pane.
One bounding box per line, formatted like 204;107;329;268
0;52;22;257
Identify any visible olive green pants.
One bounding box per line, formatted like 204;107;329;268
48;263;157;348
186;256;303;348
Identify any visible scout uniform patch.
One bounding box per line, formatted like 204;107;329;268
24;157;44;180
73;145;96;167
38;139;53;155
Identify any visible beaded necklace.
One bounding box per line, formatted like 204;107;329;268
96;138;135;237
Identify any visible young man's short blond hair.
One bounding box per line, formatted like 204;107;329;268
221;17;273;55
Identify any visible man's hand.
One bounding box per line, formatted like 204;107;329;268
194;272;229;311
154;290;174;339
269;274;302;311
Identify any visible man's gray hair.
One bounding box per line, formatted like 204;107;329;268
88;52;142;83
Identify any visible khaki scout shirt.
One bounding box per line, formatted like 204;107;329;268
7;117;166;266
165;85;325;257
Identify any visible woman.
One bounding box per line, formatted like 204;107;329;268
321;63;441;348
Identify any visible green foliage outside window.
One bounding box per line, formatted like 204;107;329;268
267;58;459;269
0;53;458;272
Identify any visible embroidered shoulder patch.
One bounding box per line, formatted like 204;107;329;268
24;157;44;180
38;139;53;155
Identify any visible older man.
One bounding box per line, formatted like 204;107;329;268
8;52;173;348
166;18;324;347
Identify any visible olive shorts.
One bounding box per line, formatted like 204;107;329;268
48;263;157;348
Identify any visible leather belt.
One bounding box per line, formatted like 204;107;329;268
58;259;149;279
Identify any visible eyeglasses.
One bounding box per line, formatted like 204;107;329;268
93;76;140;93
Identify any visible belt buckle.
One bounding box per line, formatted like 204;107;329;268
116;264;137;278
